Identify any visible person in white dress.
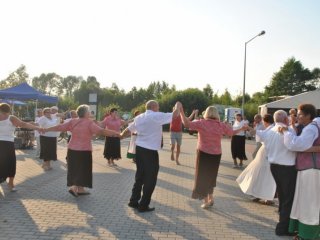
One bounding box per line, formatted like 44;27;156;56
236;114;276;204
281;104;320;239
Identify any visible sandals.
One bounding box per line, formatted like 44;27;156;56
7;184;17;192
68;188;78;197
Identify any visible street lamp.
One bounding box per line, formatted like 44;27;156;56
242;30;265;115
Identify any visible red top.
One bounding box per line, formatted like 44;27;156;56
101;116;122;132
170;116;182;132
189;119;234;155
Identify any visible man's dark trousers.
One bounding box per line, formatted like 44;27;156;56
130;146;159;208
270;164;297;235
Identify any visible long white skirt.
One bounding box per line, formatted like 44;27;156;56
236;145;276;200
290;169;320;225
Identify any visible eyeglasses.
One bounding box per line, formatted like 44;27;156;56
44;111;51;114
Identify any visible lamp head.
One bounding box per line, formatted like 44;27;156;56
259;30;266;36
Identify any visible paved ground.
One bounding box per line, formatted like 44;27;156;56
0;133;292;240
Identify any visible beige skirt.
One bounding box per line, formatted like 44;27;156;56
290;169;320;225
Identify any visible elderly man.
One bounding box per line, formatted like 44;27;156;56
121;100;181;212
252;114;264;159
256;110;296;237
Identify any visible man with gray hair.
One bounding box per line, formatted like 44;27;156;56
255;110;297;237
121;100;181;212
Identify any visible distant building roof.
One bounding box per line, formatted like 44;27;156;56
260;89;320;109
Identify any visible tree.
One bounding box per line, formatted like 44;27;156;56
0;65;29;88
310;68;320;88
203;84;213;99
159;88;209;115
32;73;62;95
73;76;101;104
265;57;315;98
60;76;81;97
219;89;234;106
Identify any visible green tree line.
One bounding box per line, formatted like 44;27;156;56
1;57;319;121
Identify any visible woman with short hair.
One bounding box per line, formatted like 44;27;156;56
231;113;248;168
37;107;59;171
0;103;42;191
44;104;120;197
99;108;127;166
180;105;247;208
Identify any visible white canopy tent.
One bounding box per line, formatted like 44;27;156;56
259;89;320;115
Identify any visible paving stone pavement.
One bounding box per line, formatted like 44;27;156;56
0;132;293;240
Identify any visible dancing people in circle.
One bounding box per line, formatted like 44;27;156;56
180;105;247;209
99;108;127;167
0;103;42;191
231;113;248;168
44;105;120;197
121;100;180;212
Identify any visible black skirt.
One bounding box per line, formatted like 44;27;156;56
40;136;57;161
104;137;121;160
192;150;221;200
231;135;247;160
67;149;92;188
0;141;16;182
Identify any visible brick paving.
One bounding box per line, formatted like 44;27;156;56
0;133;292;240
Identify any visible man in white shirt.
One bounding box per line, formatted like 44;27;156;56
256;110;297;237
121;100;180;212
252;114;265;158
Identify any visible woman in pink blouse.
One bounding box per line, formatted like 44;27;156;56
44;105;120;197
180;105;247;209
99;108;127;167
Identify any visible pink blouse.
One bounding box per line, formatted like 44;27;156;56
101;116;122;132
52;118;102;151
189;119;233;155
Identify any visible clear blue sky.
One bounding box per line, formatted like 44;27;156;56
0;0;319;96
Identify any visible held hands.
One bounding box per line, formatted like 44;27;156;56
278;126;288;134
37;127;46;134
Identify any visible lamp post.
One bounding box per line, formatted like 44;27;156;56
242;30;265;115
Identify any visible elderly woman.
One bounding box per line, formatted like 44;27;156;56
0;103;42;191
99;108;127;167
231;113;248;168
282;104;320;239
37;107;59;171
44;105;120;197
180;105;247;208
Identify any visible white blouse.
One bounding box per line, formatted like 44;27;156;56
38;116;58;138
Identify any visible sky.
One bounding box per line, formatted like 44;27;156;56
0;0;319;97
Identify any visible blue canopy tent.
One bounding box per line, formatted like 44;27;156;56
0;82;58;103
0;99;27;106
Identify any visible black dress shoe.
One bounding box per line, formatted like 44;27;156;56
138;206;155;212
128;202;139;209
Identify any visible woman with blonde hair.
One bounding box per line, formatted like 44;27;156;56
180;105;247;208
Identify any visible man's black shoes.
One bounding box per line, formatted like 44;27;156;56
138;206;155;213
128;202;139;209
